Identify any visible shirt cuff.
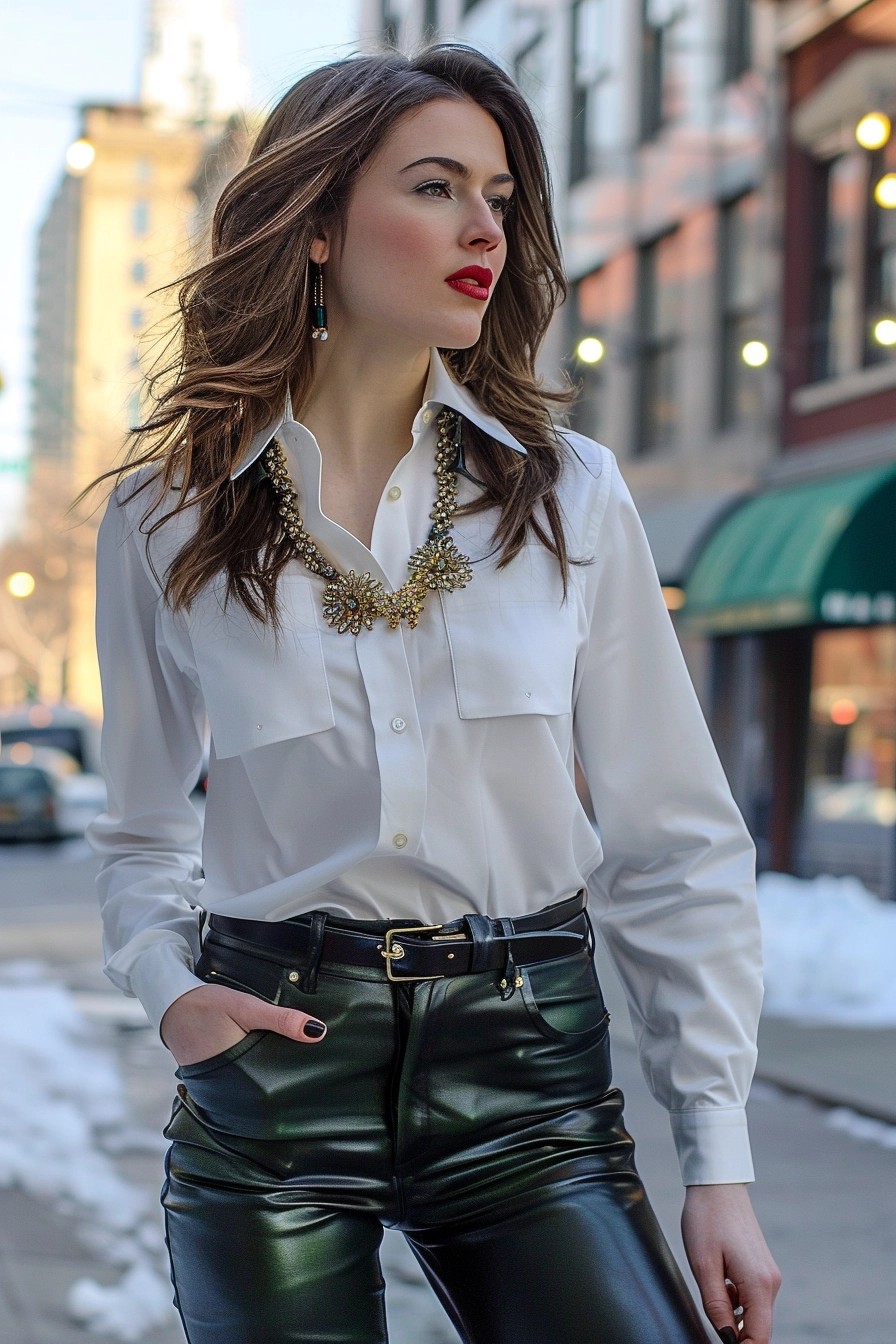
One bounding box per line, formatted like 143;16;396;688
123;939;207;1037
671;1107;755;1186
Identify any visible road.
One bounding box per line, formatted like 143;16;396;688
0;842;893;1343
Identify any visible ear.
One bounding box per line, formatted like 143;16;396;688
309;237;329;265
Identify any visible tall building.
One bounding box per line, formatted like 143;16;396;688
29;1;248;715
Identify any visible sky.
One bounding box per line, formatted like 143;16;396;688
0;0;363;531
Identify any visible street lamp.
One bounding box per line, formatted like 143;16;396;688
65;138;95;175
6;571;35;599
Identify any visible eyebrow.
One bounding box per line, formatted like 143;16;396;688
399;156;515;187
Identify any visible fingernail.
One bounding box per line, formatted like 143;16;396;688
303;1020;326;1039
717;1329;738;1344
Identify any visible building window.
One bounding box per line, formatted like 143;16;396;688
810;152;867;382
514;33;547;110
865;144;896;367
636;232;681;452
719;192;763;427
570;0;611;185
130;308;144;330
422;0;438;36
132;199;150;237
135;157;152;183
722;0;751;84
128;390;142;426
570;274;607;443
639;0;682;143
131;259;147;284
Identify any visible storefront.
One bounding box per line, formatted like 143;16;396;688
682;463;896;898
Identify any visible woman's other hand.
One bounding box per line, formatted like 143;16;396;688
681;1183;781;1343
160;983;327;1065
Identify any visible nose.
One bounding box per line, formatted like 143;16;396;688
461;199;505;253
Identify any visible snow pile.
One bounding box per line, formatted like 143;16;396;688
0;961;175;1340
757;872;896;1026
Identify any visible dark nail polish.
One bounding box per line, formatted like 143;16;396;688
303;1020;326;1039
717;1329;738;1344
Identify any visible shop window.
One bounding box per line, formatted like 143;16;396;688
722;0;751;85
800;627;896;897
718;192;763;427
135;157;152;183
636;232;681;452
570;0;611;184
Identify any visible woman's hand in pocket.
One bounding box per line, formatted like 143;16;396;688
160;982;327;1066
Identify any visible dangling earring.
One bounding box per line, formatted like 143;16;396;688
311;262;328;341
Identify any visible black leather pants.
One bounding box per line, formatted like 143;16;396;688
161;913;711;1343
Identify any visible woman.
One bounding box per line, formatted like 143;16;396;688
88;43;780;1344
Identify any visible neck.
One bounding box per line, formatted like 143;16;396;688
297;330;433;472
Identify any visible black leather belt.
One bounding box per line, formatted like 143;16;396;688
207;890;590;984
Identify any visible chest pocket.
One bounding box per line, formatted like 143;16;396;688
440;544;579;720
188;574;334;758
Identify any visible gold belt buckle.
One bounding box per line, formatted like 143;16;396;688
380;924;447;982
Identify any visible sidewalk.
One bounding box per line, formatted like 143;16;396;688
594;945;896;1124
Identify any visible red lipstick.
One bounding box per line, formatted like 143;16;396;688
445;266;493;301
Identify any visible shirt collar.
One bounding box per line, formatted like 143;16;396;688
229;349;527;481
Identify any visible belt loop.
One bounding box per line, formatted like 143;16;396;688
496;917;522;1000
302;912;328;993
462;914;496;974
197;907;208;949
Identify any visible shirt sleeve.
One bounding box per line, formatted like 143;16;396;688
572;449;763;1186
86;487;208;1034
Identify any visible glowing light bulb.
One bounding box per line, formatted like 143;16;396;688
856;112;891;151
741;340;769;368
874;173;896;209
576;336;605;364
873;318;896;346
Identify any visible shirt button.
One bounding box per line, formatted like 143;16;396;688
391;716;407;733
392;832;408;849
422;409;433;425
387;486;402;501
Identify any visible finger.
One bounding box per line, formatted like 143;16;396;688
234;999;328;1044
691;1258;737;1339
737;1276;779;1344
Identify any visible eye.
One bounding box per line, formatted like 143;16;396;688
488;195;514;217
416;179;453;199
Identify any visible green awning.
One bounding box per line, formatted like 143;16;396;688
683;463;896;634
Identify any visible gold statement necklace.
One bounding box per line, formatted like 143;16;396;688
263;408;473;635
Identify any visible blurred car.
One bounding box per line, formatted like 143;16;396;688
0;703;101;774
0;758;58;841
0;744;106;842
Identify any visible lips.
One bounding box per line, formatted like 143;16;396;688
445;266;494;301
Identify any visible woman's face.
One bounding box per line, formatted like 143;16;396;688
315;97;513;352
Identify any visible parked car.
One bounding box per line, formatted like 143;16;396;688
0;757;58;841
0;744;106;841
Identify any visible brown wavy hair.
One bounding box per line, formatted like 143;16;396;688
99;43;574;621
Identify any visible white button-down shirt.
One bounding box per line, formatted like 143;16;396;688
88;350;761;1185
